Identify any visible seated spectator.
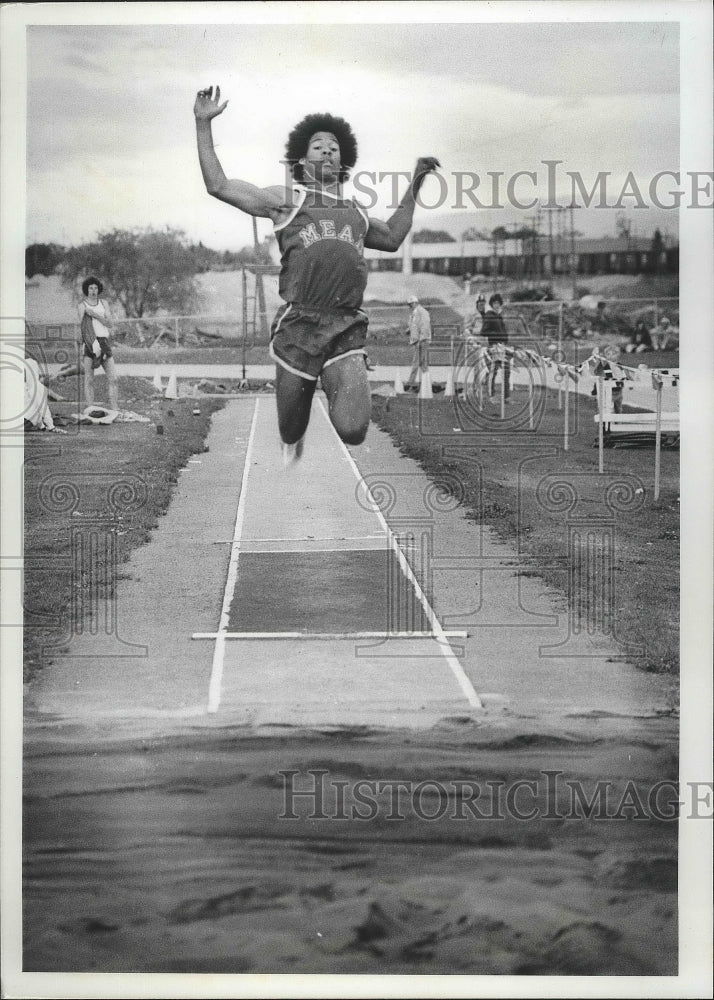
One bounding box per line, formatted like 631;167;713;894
624;320;652;353
651;316;674;351
24;357;55;431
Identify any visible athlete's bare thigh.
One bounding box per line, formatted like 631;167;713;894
320;354;371;446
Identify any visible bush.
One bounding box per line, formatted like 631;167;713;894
510;285;555;302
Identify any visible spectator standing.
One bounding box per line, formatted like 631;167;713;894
78;276;119;410
465;293;487;340
482;293;510;401
405;295;432;389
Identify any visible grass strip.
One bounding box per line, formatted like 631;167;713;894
372;386;679;676
23;377;226;681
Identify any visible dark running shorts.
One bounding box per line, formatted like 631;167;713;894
83;337;113;367
269;303;368;381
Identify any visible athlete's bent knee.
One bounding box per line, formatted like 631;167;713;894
334;419;369;446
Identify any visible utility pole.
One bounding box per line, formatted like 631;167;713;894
252;216;269;340
526;208;542;280
543;205;560;279
402;229;413;276
569;204;577;301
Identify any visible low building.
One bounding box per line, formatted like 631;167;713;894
365;236;678;278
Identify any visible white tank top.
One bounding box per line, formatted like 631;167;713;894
86;299;109;338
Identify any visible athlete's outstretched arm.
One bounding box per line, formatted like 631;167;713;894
194;86;292;219
364;156;440;252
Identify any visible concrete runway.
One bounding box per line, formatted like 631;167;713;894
25;394;676;734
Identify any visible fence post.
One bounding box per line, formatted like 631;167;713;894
528;360;534;431
174;316;179;350
564;376;570;451
557;302;564;411
597;374;605;473
500;352;506;419
654;379;663;500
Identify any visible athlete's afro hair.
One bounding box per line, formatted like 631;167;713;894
284;113;358;183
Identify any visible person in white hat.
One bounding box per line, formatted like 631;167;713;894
405;295;432;390
465;293;487;341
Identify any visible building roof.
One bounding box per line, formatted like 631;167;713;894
364;235;670;261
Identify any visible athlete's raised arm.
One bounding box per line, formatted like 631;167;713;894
364;156;441;252
194;86;293;221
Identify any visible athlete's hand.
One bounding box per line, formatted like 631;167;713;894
194;85;228;121
412;156;441;195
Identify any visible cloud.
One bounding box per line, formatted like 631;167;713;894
25;21;680;248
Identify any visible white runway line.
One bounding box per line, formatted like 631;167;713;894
237;534;387;543
316;399;483;710
236;546;385;554
193;630;468;640
206;398;260;714
204;535;387;545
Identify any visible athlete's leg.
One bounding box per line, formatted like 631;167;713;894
275;365;316;444
82;356;95;406
320;354;371;445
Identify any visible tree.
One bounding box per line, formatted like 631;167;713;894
511;227;537;242
60;227;202;317
615;213;631;241
649;228;664;274
461;227;489;242
412;229;456;243
26;243;65;278
189;240;223;273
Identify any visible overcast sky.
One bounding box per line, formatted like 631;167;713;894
26;19;680;250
